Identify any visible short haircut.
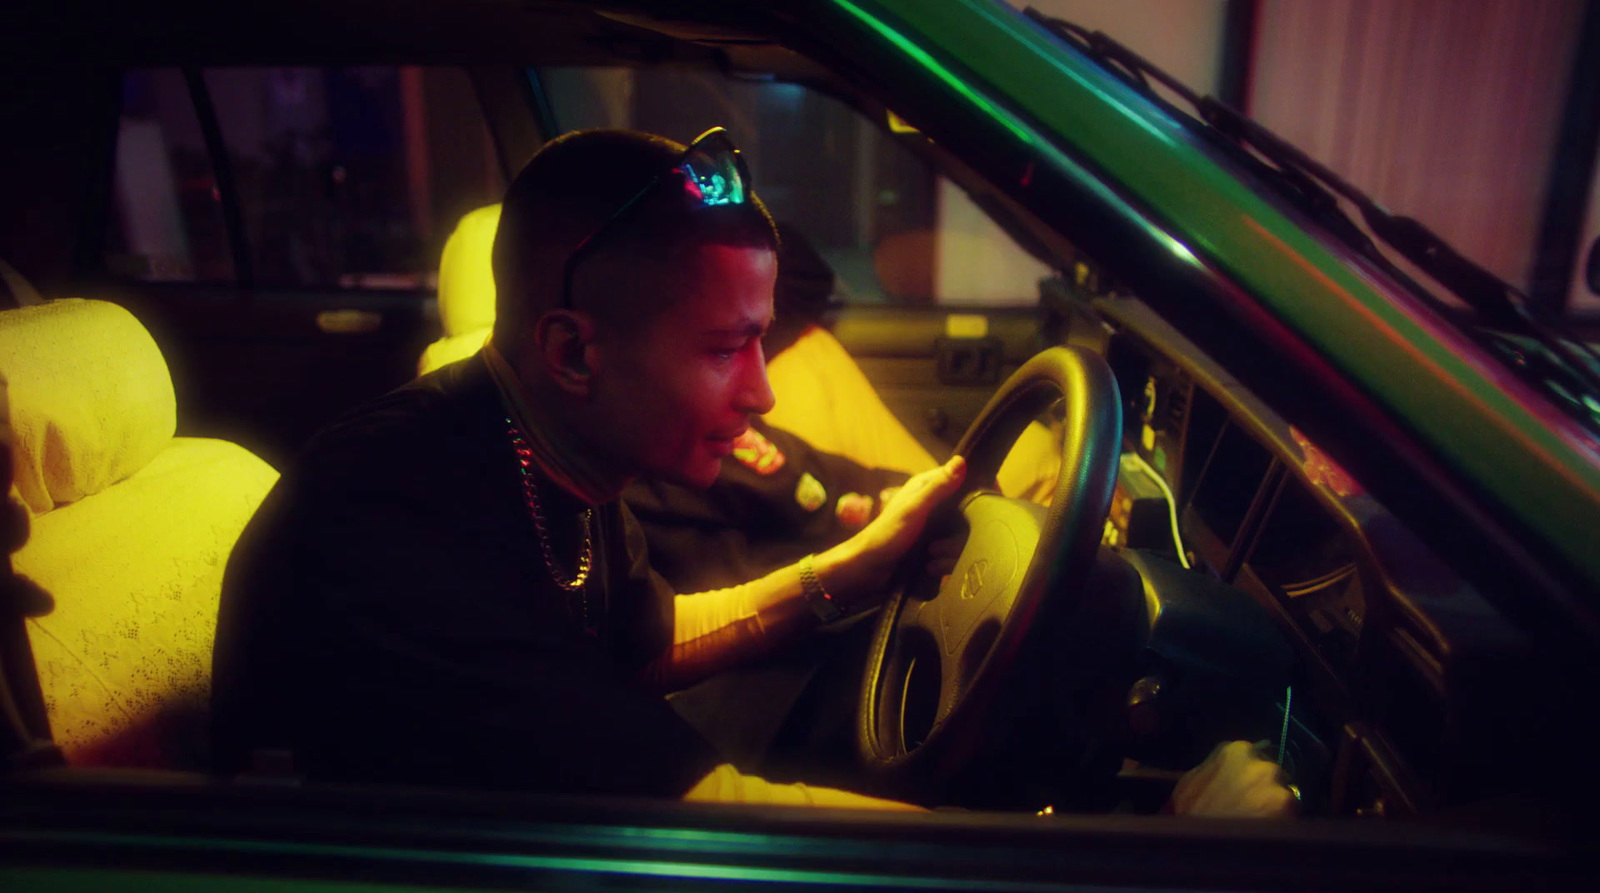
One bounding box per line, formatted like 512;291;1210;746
492;129;779;346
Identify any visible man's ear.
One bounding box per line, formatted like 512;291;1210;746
530;310;597;397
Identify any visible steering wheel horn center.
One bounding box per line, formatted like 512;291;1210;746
927;502;1032;659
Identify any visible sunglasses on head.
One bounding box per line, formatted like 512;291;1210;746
560;126;752;310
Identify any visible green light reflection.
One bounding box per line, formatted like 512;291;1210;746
829;0;1211;276
831;0;1034;146
2;829;1076;892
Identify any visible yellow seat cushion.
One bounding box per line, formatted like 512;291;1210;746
765;325;937;475
18;437;278;767
437;204;502;338
767;326;1060;497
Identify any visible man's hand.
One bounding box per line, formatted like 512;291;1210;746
817;456;966;603
1169;741;1297;818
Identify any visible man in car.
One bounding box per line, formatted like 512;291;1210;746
211;127;1292;815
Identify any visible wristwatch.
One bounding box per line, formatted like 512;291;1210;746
798;553;843;623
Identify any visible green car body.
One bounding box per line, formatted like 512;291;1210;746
811;0;1600;605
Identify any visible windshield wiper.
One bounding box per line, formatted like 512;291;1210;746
1025;9;1600;427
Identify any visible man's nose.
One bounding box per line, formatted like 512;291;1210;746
738;350;776;416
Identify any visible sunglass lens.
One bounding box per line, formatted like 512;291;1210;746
678;137;746;207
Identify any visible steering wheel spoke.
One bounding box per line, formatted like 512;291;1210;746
900;493;1046;724
858;346;1122;787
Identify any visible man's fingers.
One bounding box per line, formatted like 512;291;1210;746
941;455;967;485
898;457;967;508
921;456;966;499
1171;740;1298;818
1171;741;1232;812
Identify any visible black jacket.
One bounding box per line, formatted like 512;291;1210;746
211;356;717;796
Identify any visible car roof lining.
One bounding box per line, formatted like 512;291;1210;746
19;0;780;68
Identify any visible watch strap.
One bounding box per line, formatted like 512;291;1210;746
799;553;843;623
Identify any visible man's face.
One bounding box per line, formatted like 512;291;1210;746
586;242;778;488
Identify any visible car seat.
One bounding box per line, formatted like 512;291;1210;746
1;298;278;769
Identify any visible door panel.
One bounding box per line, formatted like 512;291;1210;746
100;287;435;469
829;305;1043;458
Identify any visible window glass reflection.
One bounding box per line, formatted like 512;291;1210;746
204;66;505;290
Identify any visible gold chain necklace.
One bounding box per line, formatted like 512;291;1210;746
506;420;594;623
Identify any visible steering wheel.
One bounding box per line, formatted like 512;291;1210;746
857;345;1121;792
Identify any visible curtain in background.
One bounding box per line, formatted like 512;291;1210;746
1248;0;1583;293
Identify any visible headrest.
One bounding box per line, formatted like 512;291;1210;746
0;299;176;514
438;204;502;337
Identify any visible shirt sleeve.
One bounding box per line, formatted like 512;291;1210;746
616;500;773;692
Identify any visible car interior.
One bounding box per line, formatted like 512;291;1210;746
0;3;1583;875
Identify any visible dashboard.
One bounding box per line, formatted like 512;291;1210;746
1073;294;1539;818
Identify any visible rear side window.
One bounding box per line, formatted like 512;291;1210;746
105;69;234;283
204;66;505;290
105;66;506;291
